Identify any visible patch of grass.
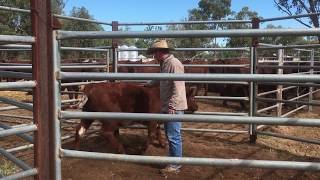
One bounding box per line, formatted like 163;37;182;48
0;157;17;176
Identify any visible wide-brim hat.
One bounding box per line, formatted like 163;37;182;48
147;39;174;54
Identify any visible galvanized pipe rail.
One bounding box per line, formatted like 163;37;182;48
0;124;37;138
59;72;320;83
117;64;249;68
0;81;36;90
57;29;320;40
0;169;38;180
61;149;320;171
0;122;33;143
0;97;33;111
60;111;320;127
0;147;32;170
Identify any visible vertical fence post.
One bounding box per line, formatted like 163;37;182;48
309;49;314;111
52;31;62;180
249;18;260;144
30;0;56;179
276;47;284;116
112;21;119;73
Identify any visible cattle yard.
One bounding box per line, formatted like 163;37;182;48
1;1;320;180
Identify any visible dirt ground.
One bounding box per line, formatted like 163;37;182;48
0;91;320;180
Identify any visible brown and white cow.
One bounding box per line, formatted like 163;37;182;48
75;82;198;153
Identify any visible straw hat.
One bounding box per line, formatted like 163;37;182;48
147;39;173;54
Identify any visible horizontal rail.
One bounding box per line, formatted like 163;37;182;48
259;43;320;50
257;131;320;145
0;113;33;120
0;71;32;79
60;111;320;127
193;111;248;116
0;65;107;70
0;123;33;142
0;168;37;180
0;5;30;13
123;124;247;134
118;47;250;51
6;144;34;153
0;44;31;49
260;12;320;22
0;124;37;138
257;65;320;69
59;72;320;83
256;97;320;106
61;80;108;87
195;96;249;101
56;29;320;40
118;19;251;26
187;81;249;85
0;35;35;43
182;128;247;134
0;147;32;170
0;106;20;111
54;14;112;26
117;64;249;68
0;81;36;90
61;46;110;52
0;5;112;26
61;149;320;171
258;82;320;88
0;97;33;111
0;48;31;51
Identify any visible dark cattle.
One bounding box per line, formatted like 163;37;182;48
118;60;159;73
0;59;32;82
75;82;198;153
183;60;210;95
209;59;250;110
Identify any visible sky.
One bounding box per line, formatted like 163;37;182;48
64;0;307;31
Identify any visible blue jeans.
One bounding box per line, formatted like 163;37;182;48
164;110;183;159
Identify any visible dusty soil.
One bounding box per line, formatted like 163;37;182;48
0;91;320;180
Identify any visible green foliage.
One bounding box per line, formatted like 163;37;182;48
274;0;320;28
261;24;307;45
274;0;320;41
166;0;232;58
0;0;65;60
61;6;109;59
225;7;260;48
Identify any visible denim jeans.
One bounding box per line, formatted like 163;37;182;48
164;110;183;159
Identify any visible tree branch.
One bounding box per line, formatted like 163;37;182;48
297;0;311;13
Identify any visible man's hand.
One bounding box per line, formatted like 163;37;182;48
168;107;175;114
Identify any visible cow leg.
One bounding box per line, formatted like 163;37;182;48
146;122;165;148
156;124;166;148
100;124;125;154
74;119;94;149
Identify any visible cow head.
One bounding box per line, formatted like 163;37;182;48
186;86;198;113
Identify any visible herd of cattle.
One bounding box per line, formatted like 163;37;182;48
1;58;317;153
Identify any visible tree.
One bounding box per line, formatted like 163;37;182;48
61;6;108;59
274;0;320;41
167;0;232;59
225;7;260;48
0;0;65;60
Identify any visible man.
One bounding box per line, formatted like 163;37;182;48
146;39;187;174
